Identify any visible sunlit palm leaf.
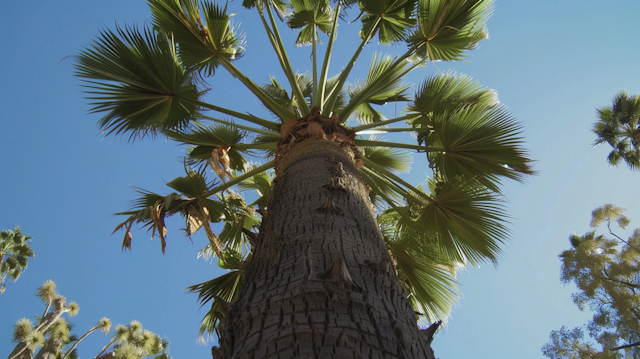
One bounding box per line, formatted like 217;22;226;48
340;53;413;121
418;103;534;192
288;0;334;46
407;72;498;119
167;122;249;176
74;25;201;139
262;74;313;116
407;0;493;61
593;91;640;170
359;0;417;44
187;248;245;336
359;141;412;173
398;178;509;265
148;0;245;75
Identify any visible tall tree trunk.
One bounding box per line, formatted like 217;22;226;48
218;138;435;358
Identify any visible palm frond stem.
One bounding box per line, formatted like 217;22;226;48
204;160;275;197
218;57;298;121
338;54;423;121
198;114;280;136
355;139;439;152
196;101;279;130
360;156;434;204
351;114;421;132
265;3;311;115
315;3;341;109
322;17;382;117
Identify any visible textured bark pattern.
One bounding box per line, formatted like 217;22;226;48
218;139;435;359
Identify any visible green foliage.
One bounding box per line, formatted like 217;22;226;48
0;226;34;294
543;204;640;358
8;281;170;359
74;25;202;139
74;0;534;339
593;91;640;170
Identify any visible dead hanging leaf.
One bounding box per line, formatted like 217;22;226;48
186;206;204;235
210;147;232;181
150;199;168;242
1;284;5;294
121;221;133;252
199;203;223;257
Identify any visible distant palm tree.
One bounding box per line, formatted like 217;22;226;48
593;91;640;170
0;226;34;293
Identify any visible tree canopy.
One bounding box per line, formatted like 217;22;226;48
543;204;640;359
74;0;534;347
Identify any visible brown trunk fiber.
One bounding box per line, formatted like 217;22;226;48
217;138;435;358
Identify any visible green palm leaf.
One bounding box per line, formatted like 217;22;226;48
380;212;460;323
167;122;249;177
148;0;245;75
186;248;245;336
399;178;509;265
359;0;417;44
593;91;640;170
339;52;414;121
287;0;334;46
407;0;494;61
74;25;201;139
417;103;534;193
408;72;498;119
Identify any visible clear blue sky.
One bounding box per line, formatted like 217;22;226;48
1;1;640;358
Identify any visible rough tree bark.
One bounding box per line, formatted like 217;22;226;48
216;137;436;358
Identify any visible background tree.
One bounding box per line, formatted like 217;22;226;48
0;226;34;294
542;204;640;359
7;280;169;359
593;91;640;170
74;0;534;357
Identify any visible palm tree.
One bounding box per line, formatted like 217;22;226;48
593;91;640;170
0;226;34;293
74;0;534;357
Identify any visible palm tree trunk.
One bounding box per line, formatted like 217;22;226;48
217;138;435;358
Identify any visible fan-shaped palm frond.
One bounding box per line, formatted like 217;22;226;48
359;0;416;44
74;25;202;139
340;53;414;121
407;0;494;61
407;72;498;120
149;0;245;75
379;211;460;323
287;0;334;46
593;91;640;170
0;226;34;293
417;103;534;193
186;248;245;337
396;178;509;266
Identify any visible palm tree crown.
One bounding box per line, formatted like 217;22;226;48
0;226;34;294
74;0;534;345
593;91;640;170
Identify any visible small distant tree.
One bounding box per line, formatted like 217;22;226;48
593;92;640;170
7;280;170;359
0;226;34;294
542;204;640;359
